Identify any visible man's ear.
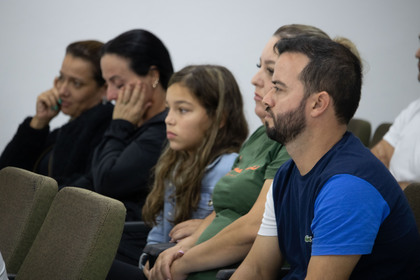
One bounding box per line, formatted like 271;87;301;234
310;91;330;117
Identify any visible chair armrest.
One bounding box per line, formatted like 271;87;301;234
124;221;150;233
143;242;175;256
216;269;236;279
141;242;176;268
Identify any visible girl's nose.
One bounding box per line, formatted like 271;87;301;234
165;110;175;126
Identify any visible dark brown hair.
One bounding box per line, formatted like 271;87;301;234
66;40;105;87
143;65;248;226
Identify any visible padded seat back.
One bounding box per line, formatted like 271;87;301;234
15;187;126;280
370;122;392;148
0;167;57;273
348;118;372;147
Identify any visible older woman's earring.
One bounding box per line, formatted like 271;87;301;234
102;96;108;105
152;79;159;89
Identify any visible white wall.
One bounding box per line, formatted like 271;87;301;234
0;0;419;151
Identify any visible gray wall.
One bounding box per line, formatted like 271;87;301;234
1;0;419;151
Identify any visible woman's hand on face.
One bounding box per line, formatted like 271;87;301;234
30;86;61;129
112;82;153;126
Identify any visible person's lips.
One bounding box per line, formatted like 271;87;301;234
60;100;70;108
167;131;176;140
254;92;263;102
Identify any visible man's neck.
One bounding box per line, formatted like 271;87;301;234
286;123;347;176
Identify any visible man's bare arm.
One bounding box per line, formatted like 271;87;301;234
231;235;282;280
371;139;394;168
305;255;361;280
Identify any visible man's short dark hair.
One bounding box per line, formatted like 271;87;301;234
275;36;362;124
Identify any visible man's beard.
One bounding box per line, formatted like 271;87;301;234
265;97;307;145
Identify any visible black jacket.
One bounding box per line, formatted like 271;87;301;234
73;109;168;264
0;102;114;186
73;109;168;222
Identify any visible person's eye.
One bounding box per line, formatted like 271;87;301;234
179;107;189;114
256;63;261;68
110;79;124;90
273;86;282;92
266;67;274;75
72;79;83;88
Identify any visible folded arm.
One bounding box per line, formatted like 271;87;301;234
170;179;273;276
231;234;282;280
370;139;394;168
147;211;216;279
305;255;361;280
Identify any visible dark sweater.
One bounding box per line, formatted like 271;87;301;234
72;109;168;264
0;102;114;187
73;109;168;222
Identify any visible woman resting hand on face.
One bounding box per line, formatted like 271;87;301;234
0;40;113;187
73;29;175;266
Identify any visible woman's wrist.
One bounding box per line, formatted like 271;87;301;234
172;252;192;276
29;116;49;129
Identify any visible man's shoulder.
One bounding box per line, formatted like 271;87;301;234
396;97;420;120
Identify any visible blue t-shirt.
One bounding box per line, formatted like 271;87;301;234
273;132;420;279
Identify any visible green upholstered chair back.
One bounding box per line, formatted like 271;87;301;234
15;187;126;280
370;122;392;148
0;167;58;273
348;118;372;147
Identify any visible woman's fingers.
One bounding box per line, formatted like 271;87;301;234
116;84;132;105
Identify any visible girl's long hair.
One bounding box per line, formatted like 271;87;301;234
143;65;248;226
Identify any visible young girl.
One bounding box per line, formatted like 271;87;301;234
142;64;248;245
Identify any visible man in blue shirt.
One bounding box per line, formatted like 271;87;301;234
232;36;420;279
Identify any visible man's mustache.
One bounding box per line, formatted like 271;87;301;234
265;106;275;119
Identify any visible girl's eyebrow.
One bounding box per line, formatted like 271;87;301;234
173;100;193;105
166;100;194;107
